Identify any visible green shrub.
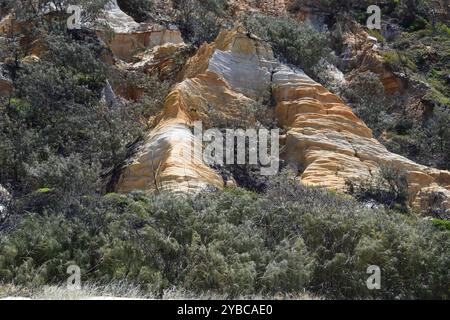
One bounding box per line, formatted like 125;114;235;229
367;29;385;42
346;165;410;213
1;173;448;299
343;72;392;137
172;0;228;46
382;50;417;72
433;219;450;231
243;15;331;74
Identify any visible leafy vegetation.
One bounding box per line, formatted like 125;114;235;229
172;0;228;46
433;219;450;231
0;8;168;210
343;72;392;137
117;0;153;23
343;23;450;171
243;15;331;75
346;165;410;213
382;106;450;171
1;174;449;299
290;0;440;32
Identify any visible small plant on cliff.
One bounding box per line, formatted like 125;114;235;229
117;0;154;22
346;165;410;213
343;72;392;137
1;175;449;299
172;0;228;46
243;15;331;75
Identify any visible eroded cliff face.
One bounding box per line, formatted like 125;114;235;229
114;66;260;193
96;0;184;62
336;18;405;95
116;27;450;213
2;1;448;213
116;28;279;194
116;29;268;194
272;64;450;203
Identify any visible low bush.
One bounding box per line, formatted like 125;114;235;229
0;28;169;210
1;173;448;299
346;165;410;213
243;15;331;75
172;0;228;46
343;72;392;137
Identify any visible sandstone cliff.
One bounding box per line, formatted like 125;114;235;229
97;0;184;62
114;26;450;213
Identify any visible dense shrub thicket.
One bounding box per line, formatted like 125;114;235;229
117;0;154;23
243;15;331;75
342;72;391;138
172;0;229;46
0;174;448;299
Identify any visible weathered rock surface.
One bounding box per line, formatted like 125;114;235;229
285;0;327;27
116;29;269;194
115;84;226;193
182;28;276;100
115;65;260;193
116;27;450;212
132;43;188;81
97;1;184;62
112;43;187;101
116;121;223;194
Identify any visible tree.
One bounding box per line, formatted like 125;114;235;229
343;72;391;137
422;107;450;170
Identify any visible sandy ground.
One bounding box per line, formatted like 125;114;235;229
0;284;319;300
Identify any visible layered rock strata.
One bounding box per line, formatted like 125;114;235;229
97;0;184;62
117;28;450;214
0;63;12;97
